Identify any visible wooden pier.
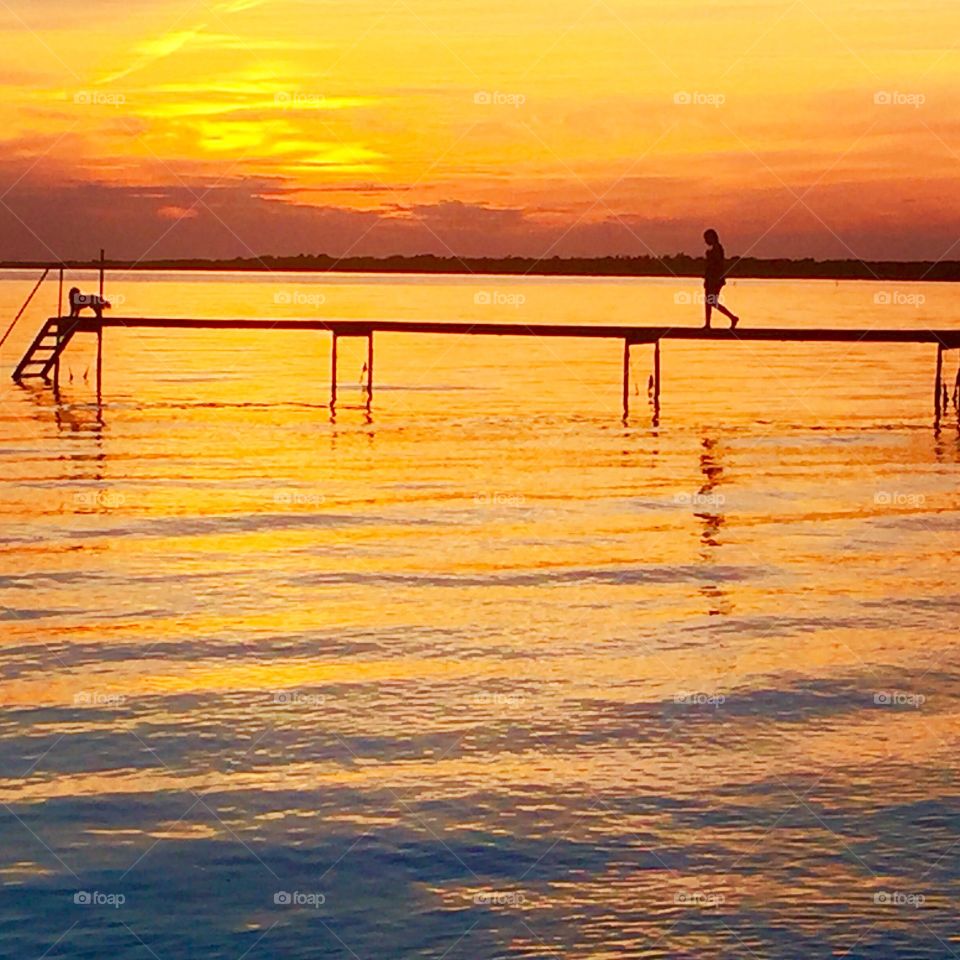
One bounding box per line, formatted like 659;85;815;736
10;314;960;420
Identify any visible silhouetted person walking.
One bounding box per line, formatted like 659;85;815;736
703;229;739;329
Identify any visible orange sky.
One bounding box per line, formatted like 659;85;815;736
0;0;958;261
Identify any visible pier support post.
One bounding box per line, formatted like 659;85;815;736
53;311;63;393
654;339;661;406
54;267;64;391
935;343;943;419
330;332;338;407
96;324;103;396
622;339;631;418
366;331;374;403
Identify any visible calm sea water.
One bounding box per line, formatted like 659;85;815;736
1;270;959;958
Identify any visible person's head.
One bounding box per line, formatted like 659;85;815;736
703;229;719;247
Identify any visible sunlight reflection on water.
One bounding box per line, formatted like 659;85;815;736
1;272;959;957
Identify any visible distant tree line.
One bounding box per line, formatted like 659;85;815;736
4;253;959;281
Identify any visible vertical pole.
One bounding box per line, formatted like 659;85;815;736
622;339;630;418
933;344;943;419
53;323;61;392
330;332;338;407
366;331;374;402
654;339;661;405
98;251;105;398
96;326;103;397
54;267;64;390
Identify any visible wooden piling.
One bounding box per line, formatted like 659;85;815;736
622;339;630;417
330;332;338;406
366;332;374;401
96;325;103;395
654;339;661;404
935;344;943;418
54;267;64;390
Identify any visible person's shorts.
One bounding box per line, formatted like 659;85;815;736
704;283;724;301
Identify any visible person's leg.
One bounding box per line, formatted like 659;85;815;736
704;292;714;328
713;298;739;328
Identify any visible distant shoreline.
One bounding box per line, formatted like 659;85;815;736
1;254;957;282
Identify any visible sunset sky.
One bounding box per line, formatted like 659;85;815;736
1;0;958;261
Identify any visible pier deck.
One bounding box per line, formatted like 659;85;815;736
67;317;960;346
12;315;960;419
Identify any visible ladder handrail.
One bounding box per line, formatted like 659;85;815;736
0;267;52;349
